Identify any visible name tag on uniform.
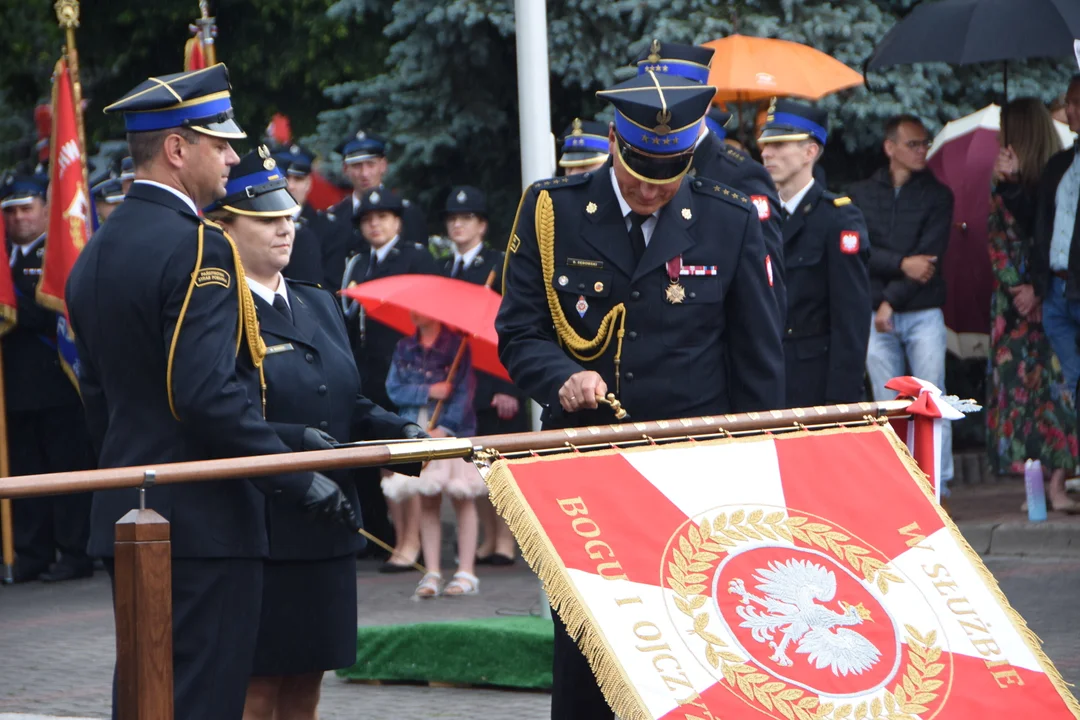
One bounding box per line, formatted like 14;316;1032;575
264;343;295;355
567;257;605;269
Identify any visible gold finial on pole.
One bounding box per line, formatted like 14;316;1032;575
196;0;218;66
53;0;88;179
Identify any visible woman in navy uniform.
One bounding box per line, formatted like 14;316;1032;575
497;71;784;720
342;187;437;570
206;148;424;720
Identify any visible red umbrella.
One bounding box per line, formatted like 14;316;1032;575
341;274;510;381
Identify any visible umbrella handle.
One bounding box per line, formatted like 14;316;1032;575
427;269;500;431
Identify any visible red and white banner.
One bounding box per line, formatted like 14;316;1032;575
486;426;1079;720
37;57;90;316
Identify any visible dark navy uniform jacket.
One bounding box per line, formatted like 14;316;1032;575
324;191;428;290
282;216;324;286
691;130;787;321
496;164;784;429
4;237;82;412
257;280;413;560
66;183;311;559
344;238;437;411
440;249;531;435
781;182;871;407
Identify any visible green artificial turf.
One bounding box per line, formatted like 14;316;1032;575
337;616;554;689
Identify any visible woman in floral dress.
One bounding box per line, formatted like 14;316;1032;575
986;97;1078;511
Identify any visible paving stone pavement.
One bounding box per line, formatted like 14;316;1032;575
1;557;1078;718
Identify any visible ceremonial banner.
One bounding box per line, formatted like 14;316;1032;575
37;57;90;316
486;425;1079;720
184;32;207;71
0;220;15;334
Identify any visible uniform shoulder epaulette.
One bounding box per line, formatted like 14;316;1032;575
201;218;224;231
285;278;325;290
531;173;591;192
723;145;748;163
832;196;853;207
689;178;750;209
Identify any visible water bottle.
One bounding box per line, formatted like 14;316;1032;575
1024;459;1047;523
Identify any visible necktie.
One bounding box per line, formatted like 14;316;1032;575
272;294;293;324
628;212;649;266
366;253;378;278
451;257;463;278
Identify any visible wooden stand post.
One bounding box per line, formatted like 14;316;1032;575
114;508;173;720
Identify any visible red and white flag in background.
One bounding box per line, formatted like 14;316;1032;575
485;426;1079;720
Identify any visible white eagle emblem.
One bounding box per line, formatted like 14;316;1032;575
728;559;881;677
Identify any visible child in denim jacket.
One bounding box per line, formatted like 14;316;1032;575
385;312;484;596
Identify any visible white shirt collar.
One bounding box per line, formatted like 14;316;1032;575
609;168;660;222
132;179;199;216
693;125;710;150
372;235;400;264
246;276;289;308
782;178;816;217
10;234;45;265
453;242;484;268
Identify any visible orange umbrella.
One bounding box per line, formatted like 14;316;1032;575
703;35;864;104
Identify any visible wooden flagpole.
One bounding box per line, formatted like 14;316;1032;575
0;354;12;583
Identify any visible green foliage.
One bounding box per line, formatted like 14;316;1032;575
0;0;385;169
316;0;1072;240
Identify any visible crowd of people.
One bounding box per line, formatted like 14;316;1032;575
2;38;1080;720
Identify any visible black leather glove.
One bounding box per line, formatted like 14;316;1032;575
302;427;339;450
298;472;360;531
401;423;430;440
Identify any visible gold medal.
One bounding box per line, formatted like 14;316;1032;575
665;280;686;304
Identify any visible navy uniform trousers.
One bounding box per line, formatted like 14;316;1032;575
496;163;785;719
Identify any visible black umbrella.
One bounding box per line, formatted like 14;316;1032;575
867;0;1080;76
867;0;1080;107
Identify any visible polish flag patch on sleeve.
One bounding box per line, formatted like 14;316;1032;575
841;230;861;254
751;195;771;221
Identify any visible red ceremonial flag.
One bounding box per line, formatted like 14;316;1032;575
184;33;206;71
485;426;1080;720
37;57;90;317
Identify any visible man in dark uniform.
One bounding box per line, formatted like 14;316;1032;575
1;175;95;583
65;65;356;720
635;39;787;319
557;118;610;176
90;177;124;225
323;132;428;290
118;155;135;195
269;146;323;285
758;100;870;407
496;71;784;720
342;187;436;563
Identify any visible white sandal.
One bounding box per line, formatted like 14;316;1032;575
443;571;480;596
414;571;442;599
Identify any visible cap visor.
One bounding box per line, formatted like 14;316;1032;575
615;139;692;185
559;151;610;168
0;196;36;209
221;187;299;217
344;153;381;165
192;117;247;140
758;127;813;144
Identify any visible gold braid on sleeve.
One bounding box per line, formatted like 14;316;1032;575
535;189;627;394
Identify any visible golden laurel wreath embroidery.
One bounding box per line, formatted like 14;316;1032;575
667;512;939;720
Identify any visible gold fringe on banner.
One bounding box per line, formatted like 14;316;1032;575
484;457;651;720
483;424;1080;719
878;424;1080;716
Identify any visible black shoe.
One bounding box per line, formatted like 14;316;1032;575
11;558;49;584
489;553;516;567
378;560;418;574
39;561;94;583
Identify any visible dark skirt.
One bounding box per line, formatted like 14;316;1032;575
251;555;358;676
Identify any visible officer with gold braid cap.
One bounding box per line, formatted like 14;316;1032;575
66;64;356;720
496;70;784;720
558;118;610;176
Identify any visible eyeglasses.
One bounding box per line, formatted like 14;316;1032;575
904;139;932;151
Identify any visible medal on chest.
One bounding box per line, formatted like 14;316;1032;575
665;256;686;304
